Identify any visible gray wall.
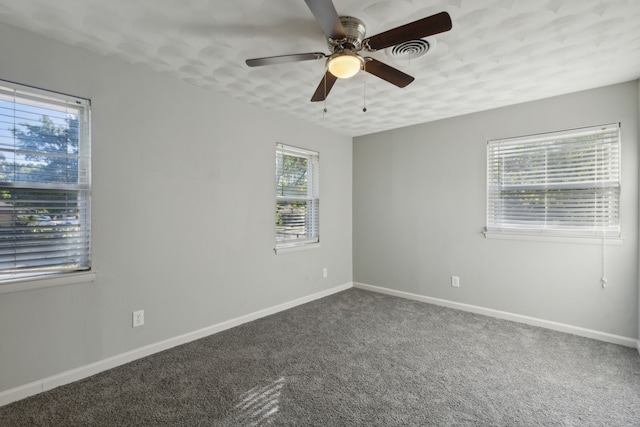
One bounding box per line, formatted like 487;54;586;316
0;25;353;393
354;81;639;339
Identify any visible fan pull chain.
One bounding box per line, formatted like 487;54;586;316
323;73;328;115
362;62;367;112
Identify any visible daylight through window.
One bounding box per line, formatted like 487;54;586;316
486;123;620;238
0;81;91;281
275;144;319;250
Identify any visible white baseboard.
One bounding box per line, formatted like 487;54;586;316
354;282;638;348
0;282;353;407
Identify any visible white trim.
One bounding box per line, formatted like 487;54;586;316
0;79;89;108
353;282;638;348
489;122;620;145
274;242;321;254
484;231;624;246
0;271;96;294
276;143;318;157
0;282;353;407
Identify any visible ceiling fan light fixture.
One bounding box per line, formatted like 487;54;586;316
245;1;453;102
327;53;363;79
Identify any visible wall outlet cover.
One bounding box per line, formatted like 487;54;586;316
133;310;144;327
451;276;460;288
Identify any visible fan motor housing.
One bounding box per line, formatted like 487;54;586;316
328;16;366;52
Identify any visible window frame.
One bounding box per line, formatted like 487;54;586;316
275;143;320;253
485;123;621;240
0;80;92;286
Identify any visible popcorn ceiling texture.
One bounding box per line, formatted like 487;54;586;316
0;0;639;136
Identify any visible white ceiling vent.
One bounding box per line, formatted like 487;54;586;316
385;38;434;60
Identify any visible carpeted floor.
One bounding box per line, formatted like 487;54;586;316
1;288;640;426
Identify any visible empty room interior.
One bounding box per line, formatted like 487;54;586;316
1;0;640;425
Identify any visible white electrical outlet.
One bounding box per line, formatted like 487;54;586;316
132;310;144;327
323;268;328;278
451;276;460;288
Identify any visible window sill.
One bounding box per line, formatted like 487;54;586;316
483;231;623;246
274;242;321;254
0;271;96;294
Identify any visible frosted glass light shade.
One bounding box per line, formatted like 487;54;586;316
327;54;363;79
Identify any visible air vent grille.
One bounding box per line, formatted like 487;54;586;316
386;39;432;60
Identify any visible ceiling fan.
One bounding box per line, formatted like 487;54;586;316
245;0;452;102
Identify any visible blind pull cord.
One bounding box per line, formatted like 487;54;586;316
601;236;607;288
599;147;607;288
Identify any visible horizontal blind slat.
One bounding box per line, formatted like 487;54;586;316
275;144;319;247
0;80;91;280
487;124;620;237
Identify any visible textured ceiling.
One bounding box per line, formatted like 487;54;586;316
0;0;639;136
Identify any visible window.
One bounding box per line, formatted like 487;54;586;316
0;80;91;282
275;144;319;250
486;123;620;238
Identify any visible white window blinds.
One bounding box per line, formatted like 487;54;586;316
486;123;620;238
275;144;319;249
0;81;91;281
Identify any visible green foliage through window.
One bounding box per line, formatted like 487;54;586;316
0;81;91;280
486;124;620;237
275;144;319;248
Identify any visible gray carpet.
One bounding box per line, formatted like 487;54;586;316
1;288;640;426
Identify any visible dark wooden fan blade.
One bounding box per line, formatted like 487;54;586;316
364;58;414;88
311;71;338;102
246;52;326;67
365;11;452;51
304;0;346;40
